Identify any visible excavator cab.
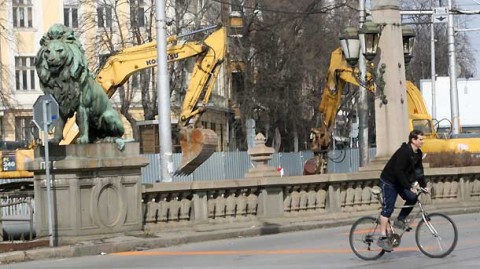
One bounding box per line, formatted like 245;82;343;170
411;119;434;136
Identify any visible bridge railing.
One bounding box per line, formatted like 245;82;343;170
142;166;480;232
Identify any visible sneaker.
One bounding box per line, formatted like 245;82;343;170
393;219;411;231
377;237;393;252
393;219;405;229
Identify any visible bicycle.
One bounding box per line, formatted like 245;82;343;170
349;186;458;260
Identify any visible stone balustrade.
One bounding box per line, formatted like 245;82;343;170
142;166;480;232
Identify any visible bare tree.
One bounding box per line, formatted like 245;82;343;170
75;0;221;140
229;0;357;151
0;0;16;111
401;0;476;85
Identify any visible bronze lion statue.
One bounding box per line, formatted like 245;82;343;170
35;24;125;149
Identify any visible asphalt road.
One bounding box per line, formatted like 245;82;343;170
3;212;479;269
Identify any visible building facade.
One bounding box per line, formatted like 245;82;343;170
0;0;244;151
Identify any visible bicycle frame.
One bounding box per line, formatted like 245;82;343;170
349;187;458;260
376;188;428;243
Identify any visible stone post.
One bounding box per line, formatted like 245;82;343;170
245;133;280;178
371;0;410;160
245;133;283;218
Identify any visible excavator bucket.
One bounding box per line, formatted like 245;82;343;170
175;128;218;176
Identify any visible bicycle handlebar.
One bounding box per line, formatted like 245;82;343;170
419;187;429;193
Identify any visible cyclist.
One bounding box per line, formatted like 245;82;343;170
377;129;427;252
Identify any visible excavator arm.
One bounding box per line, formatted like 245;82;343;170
59;33;211;144
307;48;374;174
61;25;226;175
2;26;227;179
307;47;479;175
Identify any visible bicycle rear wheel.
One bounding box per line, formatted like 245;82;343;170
349;216;385;260
415;213;458;258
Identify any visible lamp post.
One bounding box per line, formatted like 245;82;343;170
339;3;416;162
339;20;381;168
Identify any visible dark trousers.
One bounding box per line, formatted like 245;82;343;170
380;179;417;220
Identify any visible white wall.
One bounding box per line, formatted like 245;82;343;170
420;77;480;128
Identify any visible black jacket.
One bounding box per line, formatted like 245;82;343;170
380;142;426;189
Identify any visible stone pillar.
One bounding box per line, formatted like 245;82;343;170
245;133;283;218
192;191;208;224
26;143;149;245
245;133;280;178
371;0;410;159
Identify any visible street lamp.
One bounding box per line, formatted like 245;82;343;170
339;21;382;66
401;25;416;64
358;21;382;61
339;26;360;66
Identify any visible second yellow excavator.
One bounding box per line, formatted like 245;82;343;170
307;47;480;174
61;25;226;175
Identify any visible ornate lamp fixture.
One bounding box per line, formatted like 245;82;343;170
358;21;382;61
339;26;360;66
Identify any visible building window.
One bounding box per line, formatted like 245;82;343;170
97;2;113;28
15;56;36;91
12;0;33;28
15;116;34;142
64;5;79;28
130;0;146;27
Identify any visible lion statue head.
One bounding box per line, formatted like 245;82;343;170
35;24;126;148
35;24;89;119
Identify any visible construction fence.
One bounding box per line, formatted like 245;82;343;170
140;148;378;183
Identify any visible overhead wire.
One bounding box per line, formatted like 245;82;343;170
209;0;348;15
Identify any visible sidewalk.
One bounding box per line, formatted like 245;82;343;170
0;206;478;265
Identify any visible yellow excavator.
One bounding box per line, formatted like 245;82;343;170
89;24;225;175
0;141;34;179
306;47;480;174
1;25;226;179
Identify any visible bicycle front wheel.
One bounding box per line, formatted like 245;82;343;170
349;216;385;260
415;213;458;258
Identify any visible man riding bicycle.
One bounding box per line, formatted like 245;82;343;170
377;129;428;252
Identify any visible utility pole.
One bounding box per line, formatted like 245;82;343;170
431;0;437;120
155;0;174;182
358;0;369;167
447;0;461;135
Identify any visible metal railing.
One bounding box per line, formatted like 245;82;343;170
0;197;34;241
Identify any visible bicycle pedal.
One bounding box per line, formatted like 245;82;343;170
405;227;412;232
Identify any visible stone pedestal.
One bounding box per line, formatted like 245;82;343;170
245;133;279;178
25;143;149;244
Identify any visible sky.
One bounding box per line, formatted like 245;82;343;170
455;0;480;77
